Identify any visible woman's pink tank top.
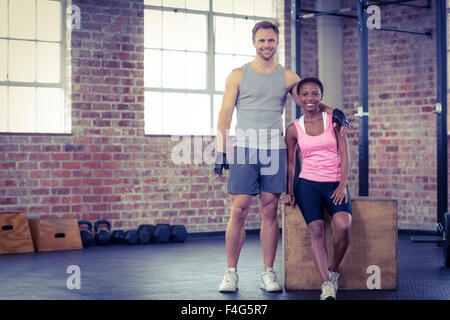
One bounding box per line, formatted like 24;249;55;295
293;113;341;182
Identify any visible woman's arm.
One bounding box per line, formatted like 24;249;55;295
283;123;299;206
331;126;350;205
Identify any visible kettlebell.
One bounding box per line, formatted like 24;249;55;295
78;220;93;247
94;220;112;245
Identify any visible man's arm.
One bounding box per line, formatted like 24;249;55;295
216;69;241;153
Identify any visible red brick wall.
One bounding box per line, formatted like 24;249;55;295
341;0;439;230
0;0;447;233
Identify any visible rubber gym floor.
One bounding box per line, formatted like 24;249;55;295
0;232;448;300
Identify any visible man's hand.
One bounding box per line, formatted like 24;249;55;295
214;151;229;176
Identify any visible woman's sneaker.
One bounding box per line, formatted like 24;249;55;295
320;281;336;300
260;267;283;292
328;270;340;290
218;268;238;292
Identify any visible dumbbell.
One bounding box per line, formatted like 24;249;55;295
124;230;138;245
111;230;125;244
94;220;111;245
78;220;93;247
152;224;170;243
137;225;153;244
170;225;188;243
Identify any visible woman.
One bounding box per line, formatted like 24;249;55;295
283;77;352;300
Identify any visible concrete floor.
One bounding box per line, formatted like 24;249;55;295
0;233;449;300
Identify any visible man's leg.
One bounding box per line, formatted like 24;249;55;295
219;194;252;292
259;191;281;269
259;191;283;292
225;194;253;269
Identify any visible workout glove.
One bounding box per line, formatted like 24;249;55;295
214;151;229;176
332;108;349;128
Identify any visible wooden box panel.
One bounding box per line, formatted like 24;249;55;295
28;219;83;252
282;198;398;290
0;212;35;254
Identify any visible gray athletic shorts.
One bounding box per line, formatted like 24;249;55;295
227;147;287;196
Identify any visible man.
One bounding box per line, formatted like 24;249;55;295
214;21;347;293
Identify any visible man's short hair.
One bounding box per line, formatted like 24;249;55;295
252;21;279;40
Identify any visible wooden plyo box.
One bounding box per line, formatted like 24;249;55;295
28;219;83;252
282;197;398;290
0;212;35;255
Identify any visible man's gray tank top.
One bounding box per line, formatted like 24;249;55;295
233;63;288;150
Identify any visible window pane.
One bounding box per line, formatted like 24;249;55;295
9;40;36;82
144;0;162;5
186;0;209;11
0;0;7;37
10;0;36;39
9;86;36;132
187;94;210;135
145;10;162;48
145;91;163;134
234;18;255;55
213;0;232;14
234;0;254;16
37;42;60;83
186;13;207;51
145;49;162;87
214;94;236;136
37;0;61;41
162;92;187;134
186;52;206;90
215;16;234;54
215;54;234;91
162;50;185;88
37;88;64;132
163;0;185;8
0;40;6;81
162;11;186;50
234;55;252;68
255;0;275;17
0;86;6;131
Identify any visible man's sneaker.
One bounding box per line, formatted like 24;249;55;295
320;281;336;300
260;266;283;292
328;270;340;290
218;268;238;292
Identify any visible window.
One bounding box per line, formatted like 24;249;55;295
144;0;276;136
0;0;67;134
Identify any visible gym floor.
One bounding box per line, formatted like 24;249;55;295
0;233;449;300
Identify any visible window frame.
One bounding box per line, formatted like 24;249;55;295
144;0;277;136
0;0;68;134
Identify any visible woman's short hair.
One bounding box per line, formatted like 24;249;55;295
296;77;324;95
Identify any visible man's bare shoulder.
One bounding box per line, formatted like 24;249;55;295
225;67;243;88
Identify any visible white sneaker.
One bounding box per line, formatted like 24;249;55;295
218;268;238;292
328;270;340;291
320;281;336;300
260;266;283;292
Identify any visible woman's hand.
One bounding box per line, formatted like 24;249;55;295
330;184;348;205
283;194;295;206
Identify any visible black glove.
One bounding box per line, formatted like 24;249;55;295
332;108;349;128
214;151;229;175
